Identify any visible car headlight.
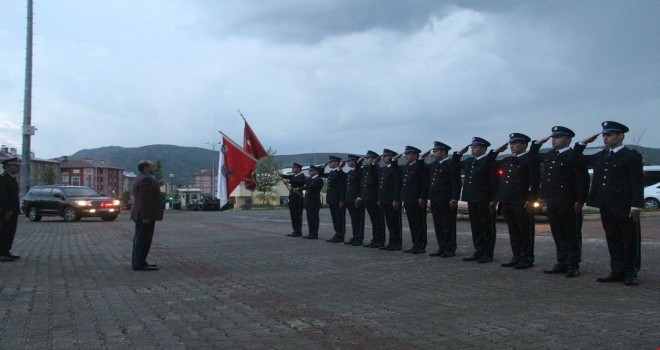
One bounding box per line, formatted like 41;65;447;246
113;200;121;206
75;200;91;206
533;202;541;208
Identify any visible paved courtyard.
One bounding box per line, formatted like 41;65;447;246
1;208;659;349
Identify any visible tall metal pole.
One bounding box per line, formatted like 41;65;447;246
20;0;34;197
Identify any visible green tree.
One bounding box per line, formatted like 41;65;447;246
155;160;164;186
255;148;281;205
42;166;56;185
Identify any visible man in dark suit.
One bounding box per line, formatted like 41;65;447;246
530;126;589;278
297;165;324;239
358;151;385;248
344;155;365;246
378;149;403;251
425;142;461;258
320;156;347;243
130;160;165;271
401;146;429;254
0;158;21;262
281;162;307;237
495;133;540;270
454;137;500;263
575;121;644;286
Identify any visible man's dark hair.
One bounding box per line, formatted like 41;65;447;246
138;160;151;172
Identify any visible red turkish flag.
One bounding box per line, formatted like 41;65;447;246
243;121;268;160
219;135;258;196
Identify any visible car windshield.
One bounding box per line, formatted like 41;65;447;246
62;187;102;197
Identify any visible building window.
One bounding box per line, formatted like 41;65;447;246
71;176;80;186
62;175;69;183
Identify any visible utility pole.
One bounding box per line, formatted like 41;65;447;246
20;0;36;197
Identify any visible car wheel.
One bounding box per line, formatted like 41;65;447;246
644;198;660;209
101;215;118;221
63;207;79;222
28;207;42;222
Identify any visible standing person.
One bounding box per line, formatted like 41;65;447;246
130;160;164;271
425;142;461;258
531;126;589;278
320;156;347;243
495;133;540;270
576;121;643;286
297;165;324;239
401;146;429;254
378;149;403;251
0;158;21;262
358;151;386;248
281;162;307;237
344;155;365;246
454;137;500;263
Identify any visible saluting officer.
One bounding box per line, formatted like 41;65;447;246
495;133;540;270
425;141;461;258
0;158;21;262
281;162;307;237
344;154;365;246
576;121;643;286
530;126;589;278
454;137;500;263
297;165;324;239
357;151;386;248
320;156;347;243
378;149;403;251
401;146;429;254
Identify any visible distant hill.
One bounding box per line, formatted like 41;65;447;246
69;144;660;183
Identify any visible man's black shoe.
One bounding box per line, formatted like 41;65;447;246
403;248;414;253
623;275;639;286
325;238;335;242
429;250;443;257
133;265;159;271
8;253;20;259
303;235;318;239
351;240;363;246
564;267;580;278
596;273;624;283
379;245;391;250
332;238;344;243
370;243;385;248
477;256;493;263
344;239;355;245
500;260;519;267
411;249;426;255
287;232;302;237
0;255;16;262
513;262;533;270
544;265;568;274
440;252;456;258
363;242;374;248
462;254;481;262
387;245;402;251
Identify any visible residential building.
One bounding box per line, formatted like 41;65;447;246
57;156;124;198
0;145;61;187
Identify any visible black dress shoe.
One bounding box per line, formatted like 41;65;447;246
624;275;639;286
287;232;302;237
387;245;402;251
0;255;16;262
462;254;481;262
403;248;414;253
344;239;355;245
500;260;519;267
379;245;391;250
544;265;568;274
370;243;385;248
429;250;444;257
477;256;493;263
513;262;533;269
596;273;624;283
351;240;363;246
564;267;579;278
332;238;344;243
363;242;374;248
325;238;335;242
8;254;20;259
133;265;159;271
303;235;318;239
440;252;456;258
411;249;426;255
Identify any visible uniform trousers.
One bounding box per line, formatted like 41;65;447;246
404;202;427;250
501;202;535;263
546;202;582;268
0;212;18;255
328;203;346;239
305;203;320;238
430;200;457;254
365;201;385;244
346;203;365;241
599;205;641;276
288;195;304;234
467;202;496;257
381;203;402;247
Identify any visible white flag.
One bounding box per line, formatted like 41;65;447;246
216;138;228;207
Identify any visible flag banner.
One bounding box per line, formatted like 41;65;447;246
217;134;258;208
243;121;268;160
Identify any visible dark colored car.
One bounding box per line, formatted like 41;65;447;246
21;185;122;222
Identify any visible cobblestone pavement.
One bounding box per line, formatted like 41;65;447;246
1;209;659;349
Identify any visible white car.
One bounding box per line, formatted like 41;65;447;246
644;182;660;209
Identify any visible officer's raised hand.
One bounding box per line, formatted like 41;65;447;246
580;133;600;144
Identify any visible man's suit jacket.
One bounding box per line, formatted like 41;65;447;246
401;159;429;203
360;163;380;204
428;158;461;203
0;172;19;214
575;144;644;210
320;168;346;205
378;163;401;203
282;173;307;199
453;151;499;203
345;160;363;202
530;142;589;205
130;171;164;221
300;176;324;207
495;152;540;205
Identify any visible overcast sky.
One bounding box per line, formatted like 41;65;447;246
1;0;659;159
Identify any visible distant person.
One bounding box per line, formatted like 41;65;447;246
344;155;365;246
378;149;403;251
400;146;429;254
0;158;21;262
130;160;164;271
281;162;306;237
297;165;324;239
357;151;386;248
576;121;644;286
319;156;347;243
530;126;589;278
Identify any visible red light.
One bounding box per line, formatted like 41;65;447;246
100;202;114;208
497;169;504;176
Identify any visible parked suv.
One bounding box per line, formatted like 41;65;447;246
21;186;122;222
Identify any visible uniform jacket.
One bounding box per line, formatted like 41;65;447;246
428;158;461;203
359;163;380;203
575;143;644;210
0;172;19;213
401;159;429;202
495;152;540;204
344;160;363;202
282;173;307;197
130;171;164;221
453;150;499;203
530;141;589;205
320;168;346;204
300;176;324;207
378;162;401;203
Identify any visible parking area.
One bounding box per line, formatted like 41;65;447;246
1;209;659;349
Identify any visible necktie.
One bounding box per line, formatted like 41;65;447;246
608;150;613;160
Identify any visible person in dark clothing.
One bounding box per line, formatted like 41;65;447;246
130;160;165;271
400;146;429;254
378;149;403;251
281;162;307;237
344;155;365;246
424;142;461;258
357;151;386;248
0;158;21;262
494;133;540;270
530;126;589;278
296;165;324;239
575;121;644;286
319;156;347;243
454;137;500;263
